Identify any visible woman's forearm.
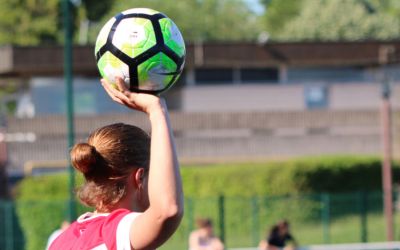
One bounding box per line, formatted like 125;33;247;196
148;101;183;220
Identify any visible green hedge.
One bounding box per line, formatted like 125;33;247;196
181;155;400;197
13;155;399;250
14;174;87;250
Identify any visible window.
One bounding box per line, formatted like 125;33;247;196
240;68;279;83
304;85;329;109
195;68;233;84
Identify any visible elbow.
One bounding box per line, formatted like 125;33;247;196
157;201;184;226
164;202;184;221
150;191;184;225
161;192;184;221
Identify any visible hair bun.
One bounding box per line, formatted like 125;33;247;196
71;143;98;175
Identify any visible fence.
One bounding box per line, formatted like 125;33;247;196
232;242;400;250
0;191;397;250
6;109;399;177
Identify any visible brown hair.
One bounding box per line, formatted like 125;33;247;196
71;123;150;211
196;218;213;229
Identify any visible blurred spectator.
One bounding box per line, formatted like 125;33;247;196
189;217;224;250
46;220;70;250
259;220;297;250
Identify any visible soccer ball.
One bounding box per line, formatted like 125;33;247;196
95;8;186;94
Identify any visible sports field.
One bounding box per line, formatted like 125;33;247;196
2;0;400;250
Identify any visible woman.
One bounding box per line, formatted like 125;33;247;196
258;220;297;250
188;218;224;250
50;78;184;250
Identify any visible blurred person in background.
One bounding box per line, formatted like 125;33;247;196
48;78;184;249
259;220;297;250
189;217;224;250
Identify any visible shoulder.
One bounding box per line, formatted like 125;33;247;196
268;231;279;240
102;209;135;227
189;230;200;243
212;236;223;245
93;209;141;249
107;209;133;220
46;229;63;250
48;223;79;250
107;209;142;250
48;229;62;241
189;230;199;237
50;209;141;250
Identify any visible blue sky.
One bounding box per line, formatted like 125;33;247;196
245;0;265;15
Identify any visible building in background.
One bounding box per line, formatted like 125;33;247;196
1;41;400;179
1;41;400;117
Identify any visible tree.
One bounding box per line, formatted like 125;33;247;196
0;0;263;45
0;0;61;45
82;0;113;22
261;0;400;41
0;0;113;46
90;0;263;43
261;0;304;38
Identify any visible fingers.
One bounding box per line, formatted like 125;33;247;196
101;78;140;109
101;79;125;105
101;79;132;106
113;77;143;101
115;77;129;94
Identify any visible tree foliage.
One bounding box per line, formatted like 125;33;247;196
92;0;263;43
0;0;115;46
262;0;400;41
261;0;303;38
0;0;263;46
0;0;61;45
82;0;113;21
3;0;400;45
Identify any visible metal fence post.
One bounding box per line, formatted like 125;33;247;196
0;201;4;250
187;197;194;234
63;0;76;223
359;191;368;243
380;78;394;241
218;195;225;244
251;196;260;247
5;201;13;250
321;193;330;244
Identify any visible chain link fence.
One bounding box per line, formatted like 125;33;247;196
0;191;397;250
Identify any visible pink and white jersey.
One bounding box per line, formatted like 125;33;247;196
49;209;140;250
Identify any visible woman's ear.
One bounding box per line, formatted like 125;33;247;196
133;168;145;188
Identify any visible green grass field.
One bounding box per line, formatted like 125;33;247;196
159;211;399;250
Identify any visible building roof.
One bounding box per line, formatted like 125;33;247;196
0;41;399;77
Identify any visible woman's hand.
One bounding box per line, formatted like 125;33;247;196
101;77;165;115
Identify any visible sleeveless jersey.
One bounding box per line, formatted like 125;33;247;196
49;209;140;250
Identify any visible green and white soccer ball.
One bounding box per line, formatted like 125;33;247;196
95;8;186;94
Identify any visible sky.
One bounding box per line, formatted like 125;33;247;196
245;0;265;15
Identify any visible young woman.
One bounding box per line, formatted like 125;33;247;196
258;220;297;250
50;78;184;250
188;218;224;250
